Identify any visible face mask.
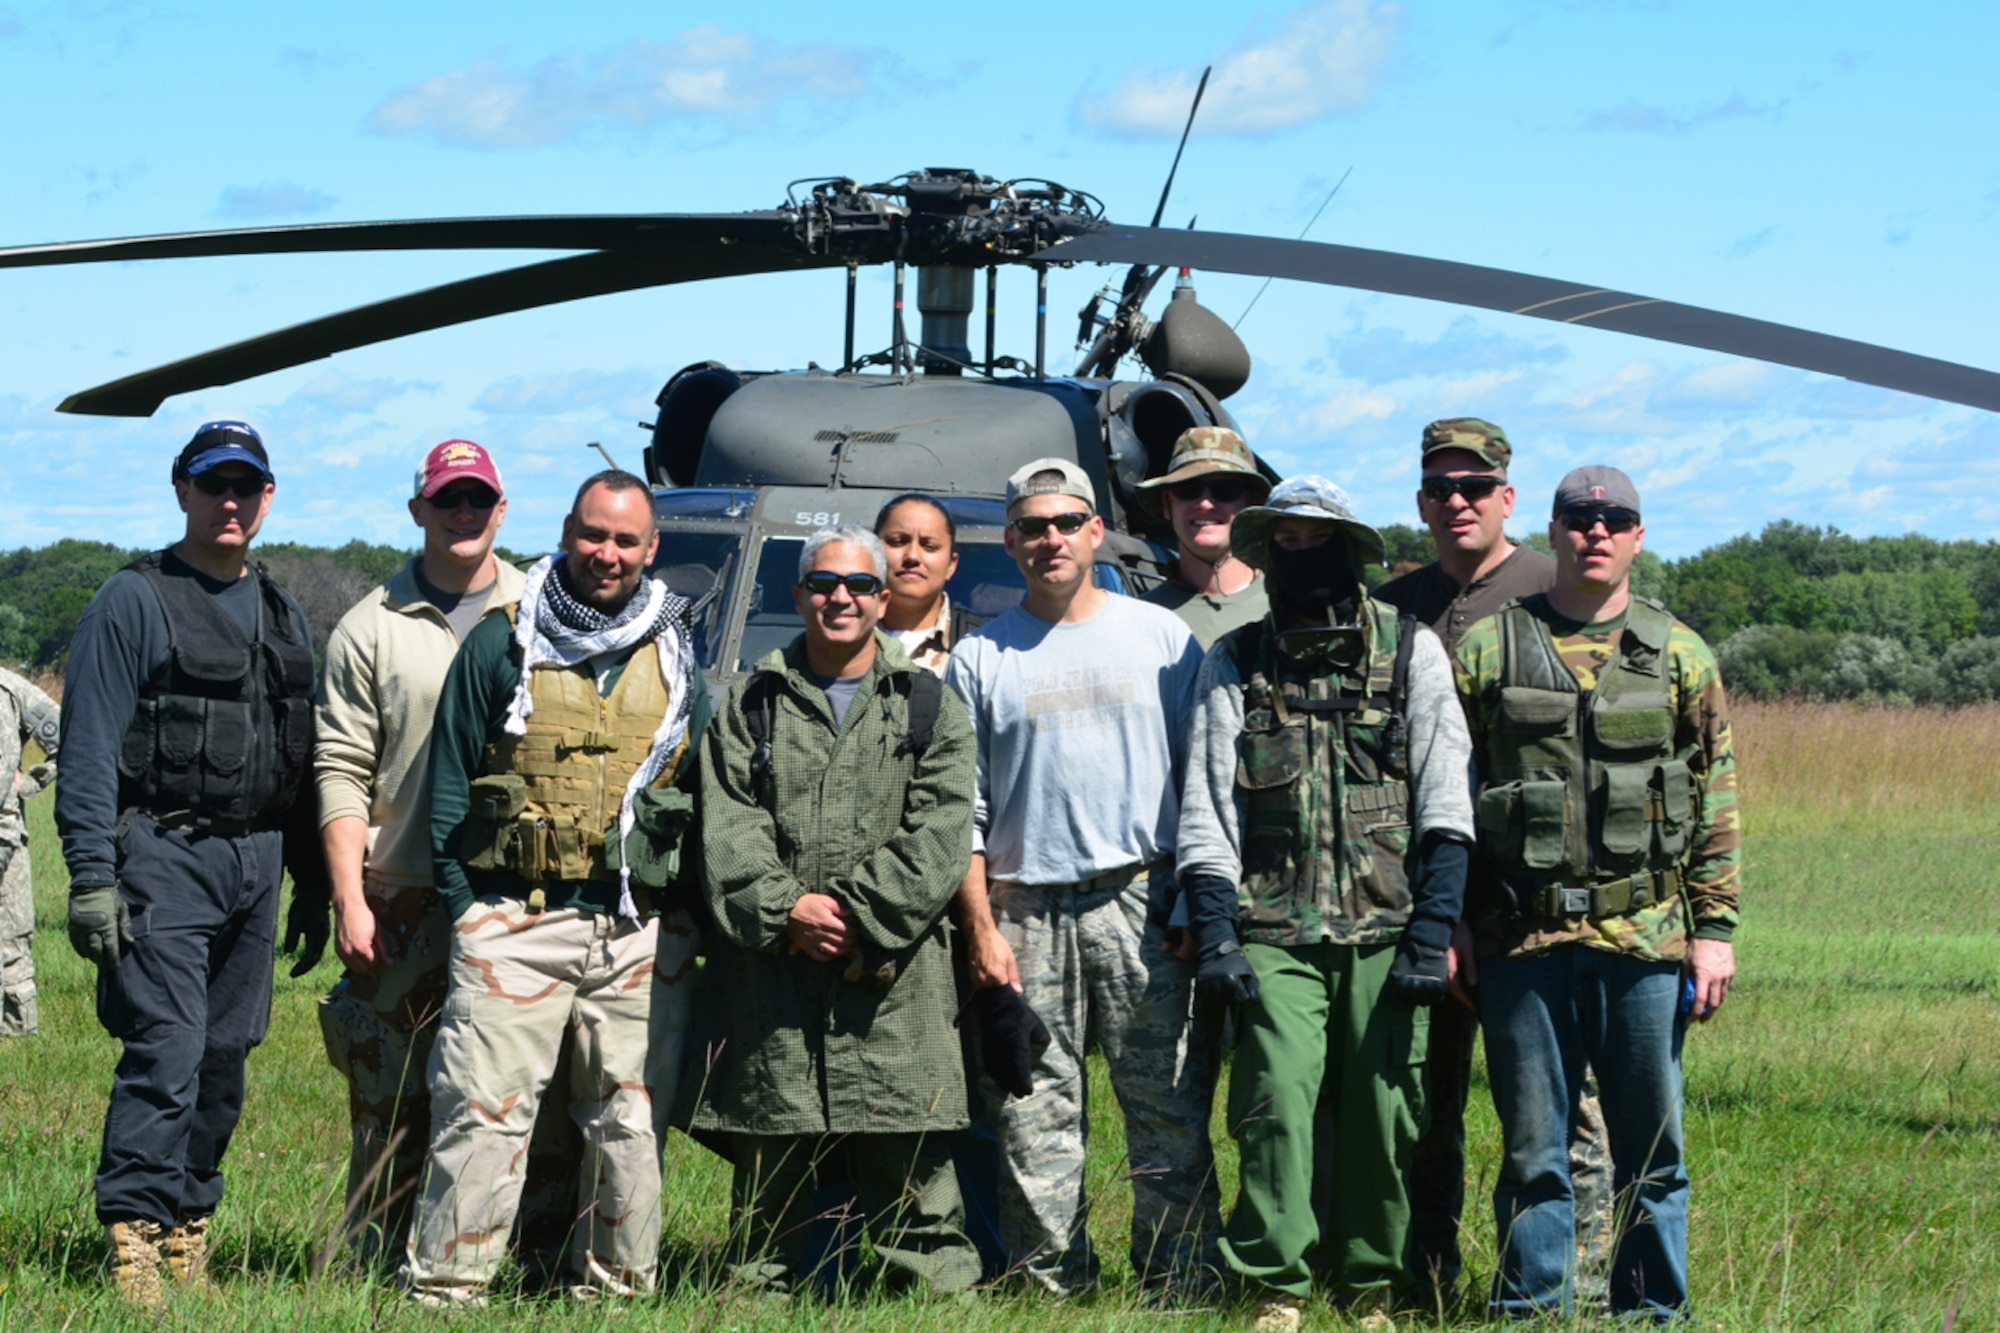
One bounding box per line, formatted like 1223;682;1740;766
1267;539;1359;622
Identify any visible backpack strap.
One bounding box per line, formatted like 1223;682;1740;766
741;670;783;788
893;672;946;759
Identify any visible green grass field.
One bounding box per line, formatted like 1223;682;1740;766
1;701;1994;1330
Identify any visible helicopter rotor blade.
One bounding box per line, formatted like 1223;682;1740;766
0;212;804;269
1031;226;2000;413
59;243;843;416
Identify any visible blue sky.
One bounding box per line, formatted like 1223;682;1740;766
3;0;1997;560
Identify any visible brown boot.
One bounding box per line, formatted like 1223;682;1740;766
162;1216;212;1286
106;1219;166;1310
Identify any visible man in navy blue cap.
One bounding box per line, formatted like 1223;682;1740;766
56;420;329;1308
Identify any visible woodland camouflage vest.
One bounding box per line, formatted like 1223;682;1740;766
1473;594;1698;918
1230;597;1420;947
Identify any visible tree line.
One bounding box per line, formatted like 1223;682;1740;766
4;522;1997;704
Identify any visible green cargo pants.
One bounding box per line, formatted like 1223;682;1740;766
1222;940;1428;1300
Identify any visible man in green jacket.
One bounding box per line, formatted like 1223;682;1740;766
683;523;981;1296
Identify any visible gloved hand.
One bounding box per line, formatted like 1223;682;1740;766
962;984;1052;1099
283;891;330;978
1195;937;1261;1006
1183;871;1260;1006
1387;937;1449;1005
68;883;133;969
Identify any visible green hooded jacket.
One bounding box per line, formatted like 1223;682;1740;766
679;632;975;1137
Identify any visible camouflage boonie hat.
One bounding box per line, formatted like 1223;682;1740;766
1231;475;1386;572
1420;418;1512;470
1134;426;1272;512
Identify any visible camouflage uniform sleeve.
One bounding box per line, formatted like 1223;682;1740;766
1451;616;1505;752
1670;626;1741;942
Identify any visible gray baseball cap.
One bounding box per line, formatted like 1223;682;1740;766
1551;465;1641;517
1005;457;1095;513
1230;475;1386;571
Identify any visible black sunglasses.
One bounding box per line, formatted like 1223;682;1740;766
428;485;501;512
798;571;885;598
189;473;267;499
1558;508;1640;535
1010;511;1092;538
1168;477;1259;504
1421;475;1504;503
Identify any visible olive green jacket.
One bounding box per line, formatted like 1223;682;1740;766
679;632;975;1137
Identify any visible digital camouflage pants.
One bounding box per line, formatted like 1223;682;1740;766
317;879;586;1268
0;842;32;1035
985;865;1223;1295
402;900;699;1298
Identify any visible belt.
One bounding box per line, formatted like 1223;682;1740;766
1078;857;1171;892
131;807;279;838
1521;866;1683;919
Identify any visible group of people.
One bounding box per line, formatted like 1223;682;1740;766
46;413;1738;1325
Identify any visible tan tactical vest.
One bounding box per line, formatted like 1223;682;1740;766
1232;598;1418;946
463;639;680;885
1473;595;1696;917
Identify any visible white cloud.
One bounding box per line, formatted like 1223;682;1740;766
216;183;338;220
286;370;425;417
1587;94;1782;135
1077;0;1402;140
472;368;658;417
368;26;897;148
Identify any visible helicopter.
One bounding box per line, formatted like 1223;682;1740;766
7;159;2000;678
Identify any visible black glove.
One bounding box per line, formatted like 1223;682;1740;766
282;888;330;978
1196;937;1261;1006
68;882;133;969
962;984;1052;1099
1184;871;1260;1006
1387;938;1449;1005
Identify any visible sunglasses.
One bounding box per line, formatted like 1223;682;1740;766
427;485;500;512
1010;511;1092;538
1421;475;1504;503
189;473;268;499
1558;508;1640;535
1168;477;1259;505
798;571;885;598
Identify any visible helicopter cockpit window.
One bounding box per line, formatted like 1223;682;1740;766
738;535;1030;674
646;529;742;669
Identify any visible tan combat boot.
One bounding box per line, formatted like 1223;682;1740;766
1249;1291;1304;1332
162;1216;212;1286
106;1219;166;1310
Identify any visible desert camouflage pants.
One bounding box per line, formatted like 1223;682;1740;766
985;865;1222;1295
0;843;32;1036
403;900;698;1298
317;879;590;1268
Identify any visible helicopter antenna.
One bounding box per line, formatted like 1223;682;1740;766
585;440;621;472
1233;167;1352;330
1150;66;1211;229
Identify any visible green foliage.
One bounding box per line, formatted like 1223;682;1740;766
1375;522;1432;572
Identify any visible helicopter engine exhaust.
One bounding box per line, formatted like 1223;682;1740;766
917;266;975;375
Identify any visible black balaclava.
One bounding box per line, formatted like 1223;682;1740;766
1267;536;1361;623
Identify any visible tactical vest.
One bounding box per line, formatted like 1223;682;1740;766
1472;595;1697;918
116;551;316;830
462;637;682;886
1231;598;1421;946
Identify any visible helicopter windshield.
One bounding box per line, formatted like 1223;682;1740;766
646;529;741;668
736;536;1028;674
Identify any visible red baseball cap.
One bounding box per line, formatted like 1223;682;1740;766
414;439;504;499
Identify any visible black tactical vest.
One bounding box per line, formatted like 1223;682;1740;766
115;552;316;830
1472;595;1697;916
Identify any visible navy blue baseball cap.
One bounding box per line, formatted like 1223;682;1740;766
173;420;273;483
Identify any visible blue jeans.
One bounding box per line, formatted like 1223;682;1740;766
1480;946;1688;1320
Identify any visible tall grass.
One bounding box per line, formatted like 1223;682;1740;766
1;701;1994;1329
